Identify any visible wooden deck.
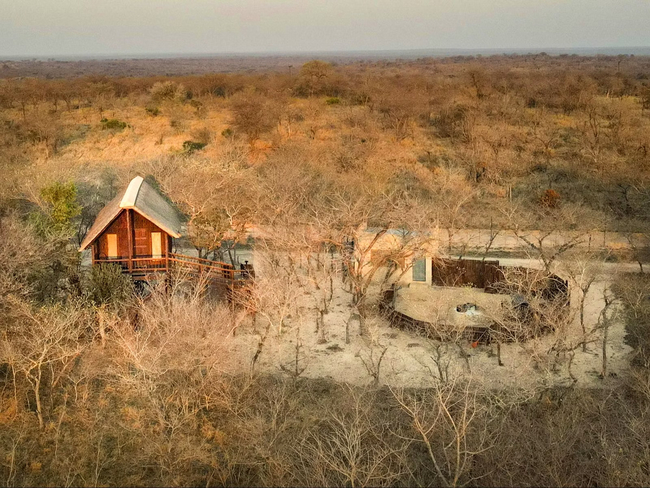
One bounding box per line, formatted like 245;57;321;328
94;252;254;285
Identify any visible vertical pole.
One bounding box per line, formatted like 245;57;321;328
126;209;134;273
165;238;170;295
164;271;172;296
230;284;235;330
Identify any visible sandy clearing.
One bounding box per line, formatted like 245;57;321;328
219;256;635;391
79;245;638;390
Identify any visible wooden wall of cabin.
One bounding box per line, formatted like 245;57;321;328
96;209;169;259
97;211;129;259
132;212;168;257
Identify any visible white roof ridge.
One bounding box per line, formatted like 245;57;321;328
119;176;144;208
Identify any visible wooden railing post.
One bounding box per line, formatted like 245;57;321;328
126;209;134;273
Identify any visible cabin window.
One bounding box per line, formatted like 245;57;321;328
107;234;118;259
412;257;426;282
151;232;162;258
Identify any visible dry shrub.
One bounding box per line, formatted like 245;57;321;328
190;126;212;145
1;298;91;428
112;277;232;376
615;272;650;368
540;188;561;208
229;88;283;143
0;214;46;302
298;386;408;487
149;81;187;104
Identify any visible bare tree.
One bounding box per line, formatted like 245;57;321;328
623;232;650;273
1;299;89;428
297;60;334;97
357;343;389;386
562;251;606;352
230;88;282;143
109;280;231;484
481;218;503;262
390;379;492;488
597;287;617;378
299;386;407;487
320;190;434;320
514;227;583;273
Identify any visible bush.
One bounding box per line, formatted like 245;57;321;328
29;181;82;238
190;127;212;145
189;99;204;114
182;140;207;154
615;274;650;369
540;189;561;208
221;127;234;139
430;105;473;141
100;118;127;130
149;81;187;104
86;263;134;309
145;106;160;117
326;97;341;105
230;90;278;142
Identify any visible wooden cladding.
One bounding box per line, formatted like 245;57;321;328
134;228;149;255
97;209;169;260
432;258;502;289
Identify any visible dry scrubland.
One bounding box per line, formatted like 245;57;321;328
2;54;650;486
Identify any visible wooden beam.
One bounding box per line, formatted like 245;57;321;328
166;235;172;272
126;209;134;272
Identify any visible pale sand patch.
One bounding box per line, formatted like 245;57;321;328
218;274;632;391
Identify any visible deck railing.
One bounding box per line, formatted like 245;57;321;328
94;256;168;274
94;252;254;283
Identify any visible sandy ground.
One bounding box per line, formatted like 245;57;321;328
218;256;635;391
79;246;638;391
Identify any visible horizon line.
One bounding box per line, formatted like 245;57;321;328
3;45;650;61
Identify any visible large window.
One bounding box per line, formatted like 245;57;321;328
412;257;426;282
151;232;162;258
107;234;118;259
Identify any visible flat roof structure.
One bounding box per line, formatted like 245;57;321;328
393;285;509;334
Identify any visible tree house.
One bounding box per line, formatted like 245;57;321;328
79;176;254;286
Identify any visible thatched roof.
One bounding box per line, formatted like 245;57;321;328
79;176;182;251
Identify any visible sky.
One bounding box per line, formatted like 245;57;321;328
1;0;649;58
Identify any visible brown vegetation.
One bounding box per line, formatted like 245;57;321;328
1;54;650;486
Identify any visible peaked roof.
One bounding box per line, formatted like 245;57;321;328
79;176;183;251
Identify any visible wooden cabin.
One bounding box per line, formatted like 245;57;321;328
79;176;183;277
80;175;254;286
